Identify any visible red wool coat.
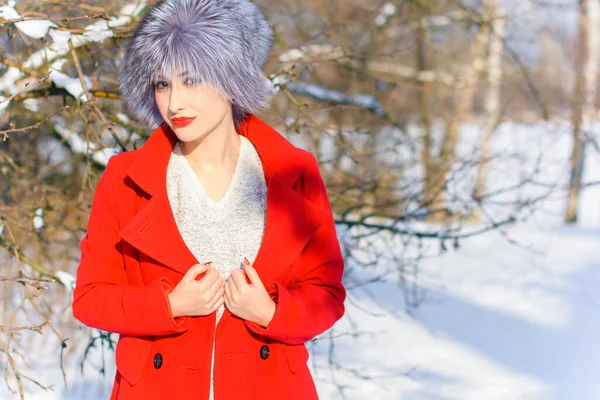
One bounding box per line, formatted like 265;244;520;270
72;114;346;400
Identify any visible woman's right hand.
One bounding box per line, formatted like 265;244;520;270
167;263;225;318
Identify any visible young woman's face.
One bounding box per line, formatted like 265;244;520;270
153;70;233;142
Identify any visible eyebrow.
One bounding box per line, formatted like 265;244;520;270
155;71;190;80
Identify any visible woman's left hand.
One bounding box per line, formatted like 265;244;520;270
224;258;276;328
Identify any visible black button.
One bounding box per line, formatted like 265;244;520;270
153;353;163;369
260;345;270;360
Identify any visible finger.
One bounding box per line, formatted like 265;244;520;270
209;287;225;309
226;275;236;293
185;263;210;281
205;276;224;300
224;282;232;304
223;285;230;308
230;269;247;291
226;276;237;300
201;269;221;286
243;261;262;287
211;295;225;313
208;274;224;291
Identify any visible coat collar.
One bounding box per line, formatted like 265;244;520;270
126;114;309;195
118;114;326;289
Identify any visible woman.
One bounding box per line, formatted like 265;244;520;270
71;0;346;399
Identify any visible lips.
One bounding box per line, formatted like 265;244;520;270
171;116;196;127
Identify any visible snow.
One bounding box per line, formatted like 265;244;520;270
53;117;119;167
49;59;92;102
33;208;44;231
83;24;115;43
0;3;57;39
82;2;148;43
279;48;306;63
286;82;386;116
267;73;288;92
47;29;75;51
278;44;342;63
115;112;130;124
0;67;22;94
91;147;120;167
0;96;10;112
56;271;76;293
14;19;56;39
375;3;397;27
0;2;148;111
23;98;39;112
2;119;600;400
312;224;600;400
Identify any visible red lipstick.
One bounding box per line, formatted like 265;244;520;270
171;116;196;127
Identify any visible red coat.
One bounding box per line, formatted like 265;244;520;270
72;114;346;400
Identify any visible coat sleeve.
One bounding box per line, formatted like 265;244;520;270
245;152;346;345
72;156;189;337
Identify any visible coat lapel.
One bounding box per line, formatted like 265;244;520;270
118;114;326;287
251;170;325;290
118;188;198;275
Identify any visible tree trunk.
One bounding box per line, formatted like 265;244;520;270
565;0;599;223
427;21;489;222
472;0;505;222
418;19;437;215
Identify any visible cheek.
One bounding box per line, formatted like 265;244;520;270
154;92;168;114
201;86;229;106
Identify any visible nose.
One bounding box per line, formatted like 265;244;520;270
168;82;184;114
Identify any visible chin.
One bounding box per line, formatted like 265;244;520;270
173;128;206;143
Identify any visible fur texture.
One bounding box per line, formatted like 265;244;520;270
119;0;274;128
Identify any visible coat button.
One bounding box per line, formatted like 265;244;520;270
153;353;163;369
260;345;270;360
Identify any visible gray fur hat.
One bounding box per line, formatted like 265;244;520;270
119;0;274;128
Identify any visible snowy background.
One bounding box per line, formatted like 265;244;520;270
1;121;599;400
2;0;599;399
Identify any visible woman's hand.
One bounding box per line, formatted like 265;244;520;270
168;262;225;318
224;258;276;328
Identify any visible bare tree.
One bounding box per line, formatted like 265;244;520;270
472;0;505;221
0;0;579;397
565;0;599;222
429;9;489;221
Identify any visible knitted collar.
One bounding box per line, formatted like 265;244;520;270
126;114;310;197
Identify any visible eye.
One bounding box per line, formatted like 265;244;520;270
183;77;201;86
154;80;169;90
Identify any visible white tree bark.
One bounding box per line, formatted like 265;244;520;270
427;18;489;221
565;0;599;222
472;0;505;221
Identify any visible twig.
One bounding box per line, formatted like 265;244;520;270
0;72;51;105
0;273;53;287
0;321;48;334
0;106;69;140
0;57;39;76
12;87;120;102
0;13;111;27
68;38;127;152
279;85;359;163
336;215;516;240
503;40;550;120
0;237;63;283
67;38;93;104
0;335;24;400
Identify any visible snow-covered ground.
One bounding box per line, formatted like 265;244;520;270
313;120;600;400
2;120;600;400
314;224;600;400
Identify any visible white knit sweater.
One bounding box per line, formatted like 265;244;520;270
165;135;267;400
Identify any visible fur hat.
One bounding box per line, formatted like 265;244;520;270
119;0;274;128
